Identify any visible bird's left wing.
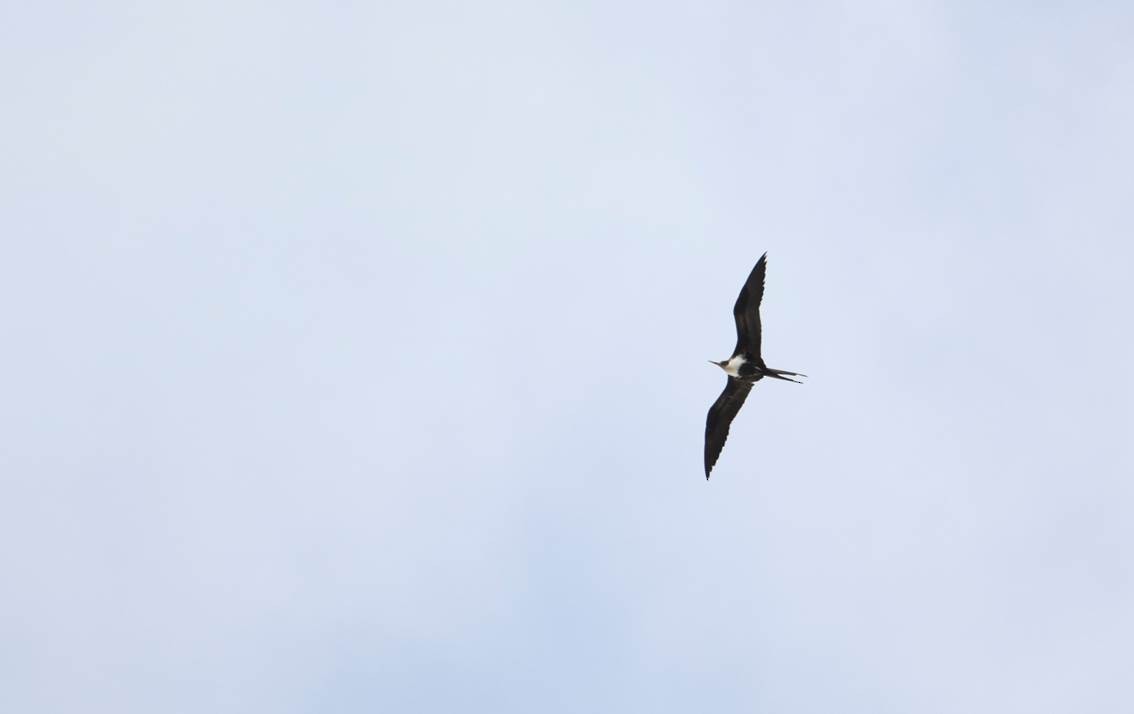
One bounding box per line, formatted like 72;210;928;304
732;253;767;362
704;378;754;479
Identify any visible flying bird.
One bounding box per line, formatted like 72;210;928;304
704;253;805;479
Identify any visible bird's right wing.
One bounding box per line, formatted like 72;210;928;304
732;252;767;361
704;378;754;479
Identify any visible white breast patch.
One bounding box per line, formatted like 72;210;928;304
723;355;747;377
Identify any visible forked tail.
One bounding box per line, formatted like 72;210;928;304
764;367;807;384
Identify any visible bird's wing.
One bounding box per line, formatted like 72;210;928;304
732;252;767;362
704;378;754;479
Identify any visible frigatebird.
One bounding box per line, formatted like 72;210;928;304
704;253;805;479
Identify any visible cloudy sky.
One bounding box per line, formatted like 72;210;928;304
3;2;1132;712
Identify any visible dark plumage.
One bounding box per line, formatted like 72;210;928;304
704;253;805;479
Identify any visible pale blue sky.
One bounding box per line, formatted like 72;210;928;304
2;2;1132;712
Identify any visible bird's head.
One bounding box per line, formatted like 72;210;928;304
709;360;728;371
